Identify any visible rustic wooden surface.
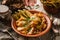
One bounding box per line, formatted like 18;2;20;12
0;0;60;40
0;18;55;40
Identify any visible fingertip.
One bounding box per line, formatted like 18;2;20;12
25;0;29;6
32;3;34;6
29;3;32;6
26;3;28;6
34;0;37;3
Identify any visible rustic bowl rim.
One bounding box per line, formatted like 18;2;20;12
11;10;52;37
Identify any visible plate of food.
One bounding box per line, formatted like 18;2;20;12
41;0;60;14
11;10;51;37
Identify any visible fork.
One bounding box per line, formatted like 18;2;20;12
0;27;18;40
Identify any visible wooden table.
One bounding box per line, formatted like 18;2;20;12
0;0;60;40
0;18;55;40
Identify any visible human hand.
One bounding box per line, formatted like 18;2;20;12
23;0;36;6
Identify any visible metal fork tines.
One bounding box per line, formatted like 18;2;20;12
0;22;18;40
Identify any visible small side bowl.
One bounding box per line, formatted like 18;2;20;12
11;10;51;37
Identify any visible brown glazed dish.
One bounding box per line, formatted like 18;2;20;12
43;5;60;14
40;0;60;14
11;10;51;37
